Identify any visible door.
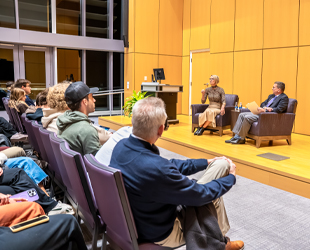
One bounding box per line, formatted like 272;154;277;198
189;50;210;115
18;45;51;101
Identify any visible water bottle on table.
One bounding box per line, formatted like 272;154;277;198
235;102;238;112
239;102;242;110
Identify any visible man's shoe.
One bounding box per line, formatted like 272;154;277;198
225;240;244;250
225;137;237;143
231;138;246;144
194;127;202;135
197;127;205;136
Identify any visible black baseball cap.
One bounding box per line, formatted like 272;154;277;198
65;81;99;104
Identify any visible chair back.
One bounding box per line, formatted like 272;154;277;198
225;94;239;106
2;97;14;126
84;154;138;250
59;142;100;232
31;121;48;161
38;127;64;185
286;98;297;114
23;117;39;151
84;154;171;250
9;107;24;133
49;133;76;202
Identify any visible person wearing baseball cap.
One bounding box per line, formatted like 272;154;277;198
56;81;108;155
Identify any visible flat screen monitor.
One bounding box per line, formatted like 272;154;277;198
153;68;165;82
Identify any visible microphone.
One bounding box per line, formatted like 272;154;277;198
204;83;209;86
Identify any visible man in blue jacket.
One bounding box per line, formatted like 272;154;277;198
109;97;244;250
13;79;35;106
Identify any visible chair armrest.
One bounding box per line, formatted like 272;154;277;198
216;106;235;126
249;113;296;136
239;108;250;113
191;104;209;115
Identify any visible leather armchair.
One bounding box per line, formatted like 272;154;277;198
246;98;297;148
191;94;239;136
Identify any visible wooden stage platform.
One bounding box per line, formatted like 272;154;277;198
99;115;310;199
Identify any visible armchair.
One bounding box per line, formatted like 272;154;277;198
191;94;239;136
246;98;297;148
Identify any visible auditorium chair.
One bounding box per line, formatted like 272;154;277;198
32;121;49;161
59;142;104;250
39;127;66;196
245;98;298;148
22;116;40;152
84;154;176;250
191;94;239;136
2;97;14;126
9;107;25;133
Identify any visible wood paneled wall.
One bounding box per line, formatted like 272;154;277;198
126;0;310;135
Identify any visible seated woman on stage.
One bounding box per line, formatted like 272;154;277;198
194;75;226;136
8;88;31;115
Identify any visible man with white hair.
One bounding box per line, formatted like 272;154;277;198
109;97;244;250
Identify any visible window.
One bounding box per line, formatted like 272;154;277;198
86;0;109;38
113;52;124;110
19;0;51;32
0;0;16;29
56;0;81;36
0;48;14;89
86;50;109;111
57;49;81;82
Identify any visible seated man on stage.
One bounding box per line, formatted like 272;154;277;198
225;81;289;144
109;97;244;250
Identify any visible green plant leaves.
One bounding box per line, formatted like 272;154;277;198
123;91;148;117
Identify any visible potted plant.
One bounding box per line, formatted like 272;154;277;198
123;90;148;117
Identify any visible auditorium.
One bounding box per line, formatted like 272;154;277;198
1;1;310;249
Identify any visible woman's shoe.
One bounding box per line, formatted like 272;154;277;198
194;127;202;135
197;127;205;136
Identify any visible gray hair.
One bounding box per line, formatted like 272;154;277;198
132;97;167;140
211;75;219;84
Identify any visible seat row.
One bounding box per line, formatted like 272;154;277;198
18;113;171;250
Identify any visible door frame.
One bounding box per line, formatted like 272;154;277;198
189;48;210;115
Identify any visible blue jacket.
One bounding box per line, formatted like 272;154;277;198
109;135;236;242
25;95;35;106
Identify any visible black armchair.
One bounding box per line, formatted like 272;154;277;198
191;94;239;136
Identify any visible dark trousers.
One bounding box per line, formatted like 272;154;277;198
0;117;17;139
0;168;57;214
0;214;87;250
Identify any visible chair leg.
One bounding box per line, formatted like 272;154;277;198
255;138;262;148
286;137;292;145
219;128;223;137
269;140;273;146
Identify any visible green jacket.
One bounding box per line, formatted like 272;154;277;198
57;110;101;156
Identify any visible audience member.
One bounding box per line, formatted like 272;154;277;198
57;81;111;155
13;79;35;106
0;192;86;250
109;97;244;250
40;83;72;133
8;88;29;114
26;88;49;125
225;81;289;144
6;81;14;98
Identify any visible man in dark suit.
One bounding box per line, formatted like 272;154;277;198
225;81;289;144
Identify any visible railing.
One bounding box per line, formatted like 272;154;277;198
93;89;124;116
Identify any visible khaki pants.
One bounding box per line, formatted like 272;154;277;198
1;147;26;158
155;159;231;248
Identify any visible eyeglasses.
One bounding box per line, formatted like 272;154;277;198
209;78;214;81
164;118;169;131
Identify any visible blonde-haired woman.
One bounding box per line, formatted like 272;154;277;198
8;88;30;114
194;75;226;136
41;83;70;133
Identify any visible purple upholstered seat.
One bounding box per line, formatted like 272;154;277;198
22;117;40;152
49;133;75;203
31;121;48;161
9;107;25;133
38;126;66;194
83;154;173;250
2;97;14;126
59;142;103;250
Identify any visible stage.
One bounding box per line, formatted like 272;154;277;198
99;115;310;199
